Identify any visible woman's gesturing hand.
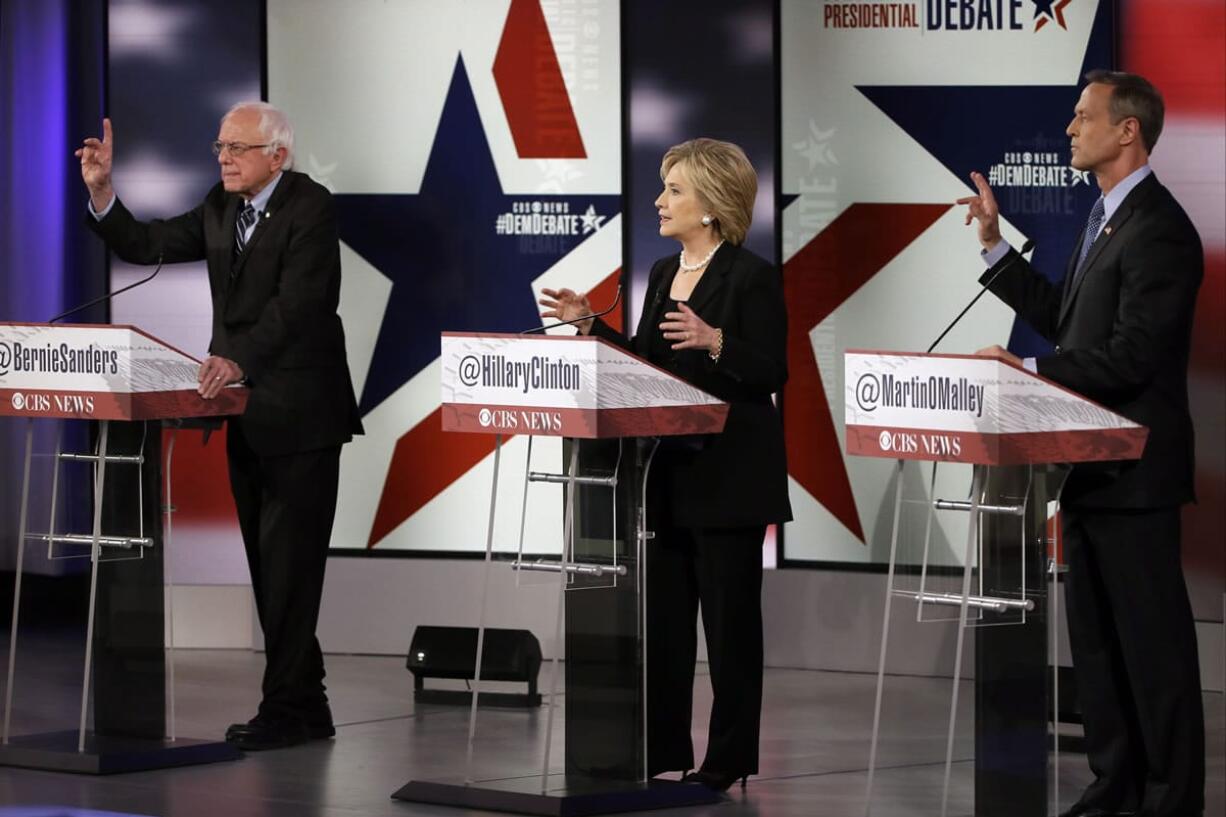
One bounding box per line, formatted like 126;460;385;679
660;303;718;353
539;287;594;334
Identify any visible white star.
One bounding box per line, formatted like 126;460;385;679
793;120;838;171
580;205;606;234
1069;168;1091;186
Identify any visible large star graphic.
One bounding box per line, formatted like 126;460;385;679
1032;0;1073;31
335;56;620;547
855;0;1113;357
335;57;619;415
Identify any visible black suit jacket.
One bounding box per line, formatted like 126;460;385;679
982;172;1202;509
591;243;792;528
88;170;363;456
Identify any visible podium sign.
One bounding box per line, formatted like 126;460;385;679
440;332;726;438
1;321;245;774
0;322;246;420
848;350;1150;817
844;350;1147;465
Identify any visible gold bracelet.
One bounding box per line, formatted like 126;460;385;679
709;328;724;362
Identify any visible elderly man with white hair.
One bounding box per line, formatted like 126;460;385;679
77;102;364;751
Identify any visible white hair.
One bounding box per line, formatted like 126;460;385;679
223;101;295;169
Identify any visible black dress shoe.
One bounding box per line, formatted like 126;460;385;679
680;769;748;792
226;718;315;751
227;711;335;740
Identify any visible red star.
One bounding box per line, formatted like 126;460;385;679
783;203;950;541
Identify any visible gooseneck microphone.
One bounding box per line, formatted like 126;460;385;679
926;239;1036;354
523;284;623;335
49;252;165;324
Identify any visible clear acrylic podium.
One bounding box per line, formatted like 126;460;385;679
845;350;1147;817
0;321;247;773
393;332;730;815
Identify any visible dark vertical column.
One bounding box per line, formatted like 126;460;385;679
565;438;644;779
93;420;165;738
622;0;778;325
974;465;1052;817
0;1;108;575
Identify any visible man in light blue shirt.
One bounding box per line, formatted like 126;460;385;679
958;70;1204;817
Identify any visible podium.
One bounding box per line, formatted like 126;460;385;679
393;332;730;815
845;351;1147;817
0;321;247;773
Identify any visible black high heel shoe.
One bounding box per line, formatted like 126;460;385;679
680;769;748;791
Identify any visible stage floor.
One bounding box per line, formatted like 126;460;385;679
0;630;1221;817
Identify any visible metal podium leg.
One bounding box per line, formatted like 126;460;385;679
638;439;659;784
464;434;503;784
2;420;35;745
164;427;179;742
864;458;906;817
514;436;534;580
78;419;111;752
1051;536;1061;817
540;440;581;792
940;464;985;817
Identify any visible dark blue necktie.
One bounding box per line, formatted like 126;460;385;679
234;202;257;257
1070;196;1105;292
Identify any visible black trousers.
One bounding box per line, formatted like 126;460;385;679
646;523;765;777
1063;507;1204;816
226;421;340;724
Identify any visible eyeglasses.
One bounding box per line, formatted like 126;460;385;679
211;140;271;157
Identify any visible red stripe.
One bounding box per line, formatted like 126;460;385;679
367;407;502;548
784;203;950;541
368;268;622;548
493;0;587;159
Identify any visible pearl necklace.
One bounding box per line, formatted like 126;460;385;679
678;240;724;273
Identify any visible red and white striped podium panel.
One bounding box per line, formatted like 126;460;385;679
844;350;1146;465
0;322;247;421
440;332;727;439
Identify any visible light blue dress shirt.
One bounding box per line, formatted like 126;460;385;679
977;164;1153;371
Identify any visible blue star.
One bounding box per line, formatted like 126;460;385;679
856;1;1113;358
1031;0;1057;19
335;57;619;414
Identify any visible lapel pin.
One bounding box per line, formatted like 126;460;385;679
1103;226;1112;235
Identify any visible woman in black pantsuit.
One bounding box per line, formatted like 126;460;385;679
541;138;791;791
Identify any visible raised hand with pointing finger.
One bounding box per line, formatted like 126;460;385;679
955;170;1003;251
75;117;115;212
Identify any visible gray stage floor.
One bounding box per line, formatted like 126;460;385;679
0;636;1221;817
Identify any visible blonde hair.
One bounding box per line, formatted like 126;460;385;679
660;138;757;246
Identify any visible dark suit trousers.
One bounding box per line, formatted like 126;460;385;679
646;523;765;777
226;421;340;723
1062;507;1204;816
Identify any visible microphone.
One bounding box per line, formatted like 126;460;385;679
49;252;165;324
926;239;1036;354
524;284;623;335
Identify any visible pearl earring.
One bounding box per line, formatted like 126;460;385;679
701;214;713;226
